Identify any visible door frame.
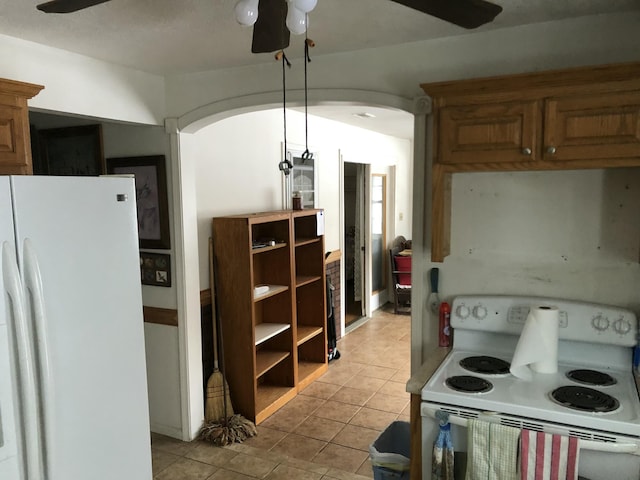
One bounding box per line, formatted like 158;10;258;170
339;157;396;337
339;156;370;335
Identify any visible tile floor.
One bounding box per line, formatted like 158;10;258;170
151;304;411;480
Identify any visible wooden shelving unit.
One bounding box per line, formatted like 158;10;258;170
212;209;327;424
292;210;328;391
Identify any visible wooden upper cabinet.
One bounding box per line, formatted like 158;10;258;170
439;101;540;164
422;62;640;262
543;91;640;162
0;78;44;175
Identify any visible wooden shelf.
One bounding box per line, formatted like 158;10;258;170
252;242;287;254
255;385;297;424
296;326;323;346
255;350;290;377
255;323;290;345
254;284;288;301
295;237;320;247
296;275;321;288
297;361;328;391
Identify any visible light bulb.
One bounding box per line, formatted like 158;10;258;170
292;0;317;13
286;5;307;35
234;0;259;27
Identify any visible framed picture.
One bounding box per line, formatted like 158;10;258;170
140;252;171;287
37;124;104;175
106;155;171;249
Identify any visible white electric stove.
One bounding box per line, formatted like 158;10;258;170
420;295;640;480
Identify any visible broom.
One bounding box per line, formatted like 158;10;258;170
199;241;256;445
204;237;233;422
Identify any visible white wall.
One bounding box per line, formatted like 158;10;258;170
190;108;412;291
421;169;640;351
0;34;165;125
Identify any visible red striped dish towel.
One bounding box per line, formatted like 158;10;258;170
520;430;579;480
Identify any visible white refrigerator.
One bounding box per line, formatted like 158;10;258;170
0;176;152;480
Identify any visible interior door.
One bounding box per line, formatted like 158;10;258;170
343;162;367;327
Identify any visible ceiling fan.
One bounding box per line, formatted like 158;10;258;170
36;0;502;53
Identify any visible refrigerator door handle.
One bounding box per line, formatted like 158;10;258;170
2;241;45;480
23;239;52;477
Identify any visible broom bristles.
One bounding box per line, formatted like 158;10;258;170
205;370;234;422
199;414;257;446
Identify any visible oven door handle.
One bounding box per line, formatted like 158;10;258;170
423;407;640;455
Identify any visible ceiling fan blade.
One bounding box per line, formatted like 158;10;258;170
37;0;110;14
390;0;502;29
251;0;290;54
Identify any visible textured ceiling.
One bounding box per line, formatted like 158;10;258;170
1;0;639;75
5;0;640;139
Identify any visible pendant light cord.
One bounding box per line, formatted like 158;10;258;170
278;51;292;175
303;30;314;162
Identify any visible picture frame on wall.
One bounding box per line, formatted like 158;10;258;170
106;155;171;249
140;252;171;287
36;124;104;176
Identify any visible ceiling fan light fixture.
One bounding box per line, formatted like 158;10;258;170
292;0;317;14
285;5;308;35
234;0;260;26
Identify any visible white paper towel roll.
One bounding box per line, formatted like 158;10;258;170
510;305;560;381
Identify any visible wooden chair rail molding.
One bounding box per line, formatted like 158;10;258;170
200;288;212;306
421;62;640;262
143;306;178;327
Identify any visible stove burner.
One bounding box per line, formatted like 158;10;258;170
550;386;620;413
445;375;493;393
566;369;616;386
459;356;510;375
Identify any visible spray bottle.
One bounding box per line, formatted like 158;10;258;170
439;301;451;347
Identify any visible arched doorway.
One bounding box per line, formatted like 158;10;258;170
166;89;421;440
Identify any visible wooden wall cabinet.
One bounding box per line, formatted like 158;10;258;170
212;209;327;424
439;100;540;164
422;62;640;262
439;92;640;166
0;78;44;175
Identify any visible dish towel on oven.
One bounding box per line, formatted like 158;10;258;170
520;430;579;480
465;419;520;480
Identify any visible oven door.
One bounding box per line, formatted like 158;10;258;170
421;402;640;480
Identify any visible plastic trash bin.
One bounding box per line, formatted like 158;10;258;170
369;421;411;480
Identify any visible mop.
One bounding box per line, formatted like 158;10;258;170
199;250;256;446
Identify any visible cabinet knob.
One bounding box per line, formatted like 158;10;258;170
522;148;532;156
546;146;557;155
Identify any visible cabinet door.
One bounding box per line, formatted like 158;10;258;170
0;104;29;175
438;101;539;164
544;91;640;162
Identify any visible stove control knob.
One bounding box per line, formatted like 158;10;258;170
591;315;609;331
473;305;488;319
613;317;632;335
456;305;470;319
